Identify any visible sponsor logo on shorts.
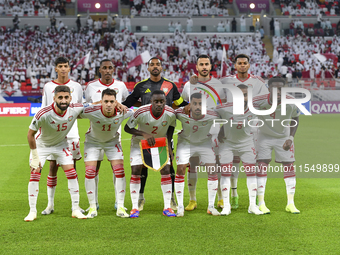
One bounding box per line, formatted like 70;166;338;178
162;121;167;126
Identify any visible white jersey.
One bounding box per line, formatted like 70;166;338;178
80;105;133;143
126;104;176;142
220;74;268;102
84;78;129;104
253;93;300;138
215;103;255;144
41;79;83;139
182;77;225;109
29;103;84;147
175;107;219;144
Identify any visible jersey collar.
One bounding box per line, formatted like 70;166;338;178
99;78;114;87
52;103;67;117
52;79;70;85
236;74;250;82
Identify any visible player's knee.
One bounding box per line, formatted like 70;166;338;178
283;163;296;178
65;168;77;179
85;165;96;179
30;172;41;182
160;166;170;175
112;164;125;178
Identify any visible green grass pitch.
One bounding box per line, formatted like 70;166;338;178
0;114;339;254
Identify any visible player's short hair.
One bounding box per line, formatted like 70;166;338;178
54;85;70;95
190;93;202;101
150;90;165;98
237;84;248;90
268;77;286;87
100;59;113;66
148;57;162;66
234;54;250;63
54;56;69;67
102;88;116;98
197;54;211;63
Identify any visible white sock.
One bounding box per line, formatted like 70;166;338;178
95;174;99;205
188;170;197;201
113;175;117;204
85;177;96;208
85;165;96;208
231;163;239;197
28;173;40;213
208;175;218;208
161;174;172;209
68;178;80;211
247;176;257;207
285;177;296;205
47;175;57;208
217;175;223;200
257;177;267;206
220;176;230;208
130;175;140;210
116;177;125;208
175;174;185;208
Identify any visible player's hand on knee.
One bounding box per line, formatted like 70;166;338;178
190;74;198;84
283;139;292;151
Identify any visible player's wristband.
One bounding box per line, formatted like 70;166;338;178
289;136;294;142
30;149;40;169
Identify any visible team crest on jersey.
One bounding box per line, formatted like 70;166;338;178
68;116;74;122
247;115;253;121
162;88;168;93
247;84;253;88
162;121;167;126
70;88;74;93
84;153;87;158
176;156;179;164
114;118;119;124
130;157;133;163
202;121;208;126
114;88;119;94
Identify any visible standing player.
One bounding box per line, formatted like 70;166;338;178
25;86;87;221
80;89;132;218
84;59;129;211
124;90;176;218
175;93;220;217
215;84;263;215
40;56;83;215
181;54;226;211
122;57;189;211
219;54;268;209
253;77;300;214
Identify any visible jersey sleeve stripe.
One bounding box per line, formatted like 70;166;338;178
133;108;149;118
84;79;99;91
207;110;219;117
36;106;53;120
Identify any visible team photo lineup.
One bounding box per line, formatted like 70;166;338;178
25;53;301;221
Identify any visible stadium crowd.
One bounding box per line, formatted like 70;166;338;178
0;0;68;17
280;0;340;16
130;0;229;16
0;24;272;96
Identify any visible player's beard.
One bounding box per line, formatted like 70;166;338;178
198;70;209;77
56;102;69;111
150;69;160;77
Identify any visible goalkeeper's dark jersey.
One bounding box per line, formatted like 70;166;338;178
122;77;188;107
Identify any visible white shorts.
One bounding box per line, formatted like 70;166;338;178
176;139;215;165
130;139;170;167
256;132;295;163
46;138;82;161
84;140;124;162
30;140;74;167
210;125;220;155
219;140;257;165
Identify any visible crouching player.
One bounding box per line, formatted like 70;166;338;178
175;93;220;217
215;84;263;215
79;88;132;218
25;85;87;221
253;77;300;214
124;90;176;218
